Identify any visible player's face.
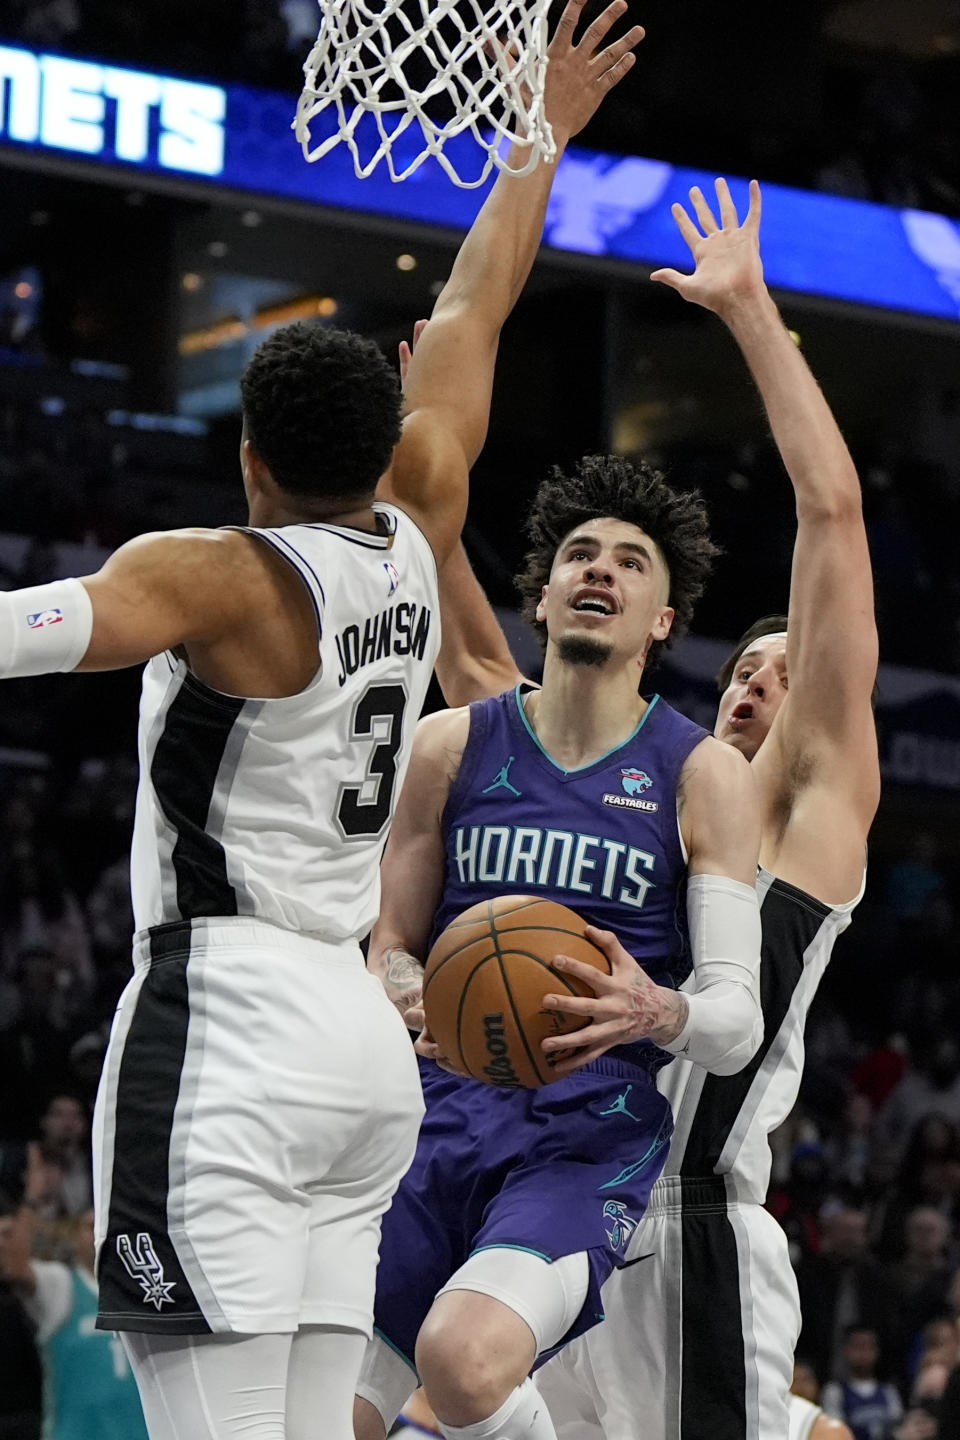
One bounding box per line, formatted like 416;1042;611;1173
714;632;788;760
537;517;673;666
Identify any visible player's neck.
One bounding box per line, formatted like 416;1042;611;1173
528;661;650;769
246;487;381;531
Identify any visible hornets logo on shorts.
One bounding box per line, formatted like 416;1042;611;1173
602;1200;637;1251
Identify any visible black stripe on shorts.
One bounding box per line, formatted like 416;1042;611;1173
679;1177;746;1440
97;922;212;1333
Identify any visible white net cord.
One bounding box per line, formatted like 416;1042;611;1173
295;0;556;188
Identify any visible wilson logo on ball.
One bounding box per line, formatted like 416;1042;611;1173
422;896;611;1089
482;1013;521;1087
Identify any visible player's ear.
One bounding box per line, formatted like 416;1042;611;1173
535;584;549;625
242;438;272;501
650;605;674;643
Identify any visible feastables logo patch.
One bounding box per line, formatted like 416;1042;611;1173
602;767;658;812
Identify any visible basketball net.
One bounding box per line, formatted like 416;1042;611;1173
294;0;556;188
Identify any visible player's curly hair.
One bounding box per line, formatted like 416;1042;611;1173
239;321;402;500
515;454;719;674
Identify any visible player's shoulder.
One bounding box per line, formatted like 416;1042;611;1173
682;732;753;790
414;704;472;754
113;526;253;577
106;528;296;624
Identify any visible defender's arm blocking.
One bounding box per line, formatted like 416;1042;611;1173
380;0;645;565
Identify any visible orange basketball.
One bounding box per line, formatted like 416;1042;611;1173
422;896;611;1088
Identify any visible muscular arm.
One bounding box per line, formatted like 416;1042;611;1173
379;0;644;564
652;179;879;826
435;543;528;706
724;295;878;809
368;707;470;1013
0;530;257;678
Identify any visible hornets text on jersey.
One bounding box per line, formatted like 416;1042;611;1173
432;684;709;1068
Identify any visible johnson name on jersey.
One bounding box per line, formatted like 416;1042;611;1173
130;503;439;944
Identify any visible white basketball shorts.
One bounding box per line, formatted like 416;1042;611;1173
93;917;424;1337
536;1175;799;1440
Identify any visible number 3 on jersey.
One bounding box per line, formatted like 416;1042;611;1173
336;683;408;839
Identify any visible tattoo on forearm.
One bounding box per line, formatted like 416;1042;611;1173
626;982;689;1045
650;992;689;1046
384;948;424;988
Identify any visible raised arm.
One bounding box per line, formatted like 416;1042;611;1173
651;179;879;824
368;706;470;1019
542;738;762;1077
0;530;253;679
378;0;645;563
398;330;529;705
435;543;528;705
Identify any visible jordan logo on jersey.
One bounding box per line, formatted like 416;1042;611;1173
482;757;521;797
116;1232;176;1310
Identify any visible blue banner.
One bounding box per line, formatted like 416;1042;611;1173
2;41;960;323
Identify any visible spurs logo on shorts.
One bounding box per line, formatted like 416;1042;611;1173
602;1200;637;1251
116;1233;177;1311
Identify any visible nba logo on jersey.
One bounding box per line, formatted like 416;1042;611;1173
116;1233;176;1310
27;608;63;628
384;560;400;595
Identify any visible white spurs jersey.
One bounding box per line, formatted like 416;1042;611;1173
655;865;865;1204
130;503;439;943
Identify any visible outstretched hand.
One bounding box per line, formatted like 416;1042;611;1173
651;178;766;319
542;0;645;147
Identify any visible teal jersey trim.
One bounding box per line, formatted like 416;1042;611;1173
470;1242;554;1263
514;687;661;776
373;1324;420;1379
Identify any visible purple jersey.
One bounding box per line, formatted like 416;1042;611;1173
370;687;710;1373
434;687;708;1049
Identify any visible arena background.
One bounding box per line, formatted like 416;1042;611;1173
1;2;959;1436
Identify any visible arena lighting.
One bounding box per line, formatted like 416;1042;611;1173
179;294;336;354
0;44;225;176
2;41;960;323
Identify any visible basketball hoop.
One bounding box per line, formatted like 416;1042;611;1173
294;0;555;188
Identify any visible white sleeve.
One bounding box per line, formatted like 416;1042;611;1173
657;874;763;1076
23;1260;74;1343
0;579;94;678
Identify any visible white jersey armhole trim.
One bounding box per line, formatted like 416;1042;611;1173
758;862;867;916
372;500;440;587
